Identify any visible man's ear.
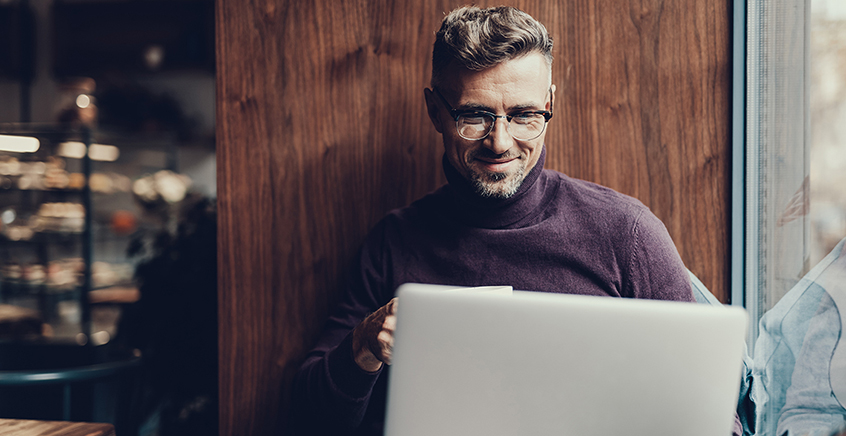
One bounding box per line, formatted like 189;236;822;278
424;88;444;134
548;84;556;112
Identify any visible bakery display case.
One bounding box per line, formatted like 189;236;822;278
0;119;213;432
0;123;184;346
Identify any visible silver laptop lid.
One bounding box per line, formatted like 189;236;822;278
385;283;748;436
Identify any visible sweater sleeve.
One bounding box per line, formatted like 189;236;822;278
289;220;394;434
623;208;694;302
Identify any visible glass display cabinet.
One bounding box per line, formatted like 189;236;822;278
1;124;99;343
0;123;181;345
0;123;190;427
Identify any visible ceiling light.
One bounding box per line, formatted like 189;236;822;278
0;135;40;153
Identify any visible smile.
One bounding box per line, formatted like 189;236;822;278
474;156;519;173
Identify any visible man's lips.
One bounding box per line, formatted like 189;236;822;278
474;157;518;173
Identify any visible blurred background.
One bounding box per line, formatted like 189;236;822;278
0;0;216;434
809;0;846;267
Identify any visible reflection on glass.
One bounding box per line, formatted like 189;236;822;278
753;1;846;435
810;1;846;266
754;239;846;436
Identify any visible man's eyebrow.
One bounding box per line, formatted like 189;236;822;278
455;102;544;113
509;103;544;112
454;102;495;112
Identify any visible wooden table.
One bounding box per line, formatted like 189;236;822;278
0;419;115;435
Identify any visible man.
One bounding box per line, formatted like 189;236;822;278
291;6;696;435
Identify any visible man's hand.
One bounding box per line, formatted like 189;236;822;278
351;298;398;372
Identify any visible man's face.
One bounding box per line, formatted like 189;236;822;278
425;53;554;198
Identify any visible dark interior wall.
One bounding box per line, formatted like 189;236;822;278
216;1;731;434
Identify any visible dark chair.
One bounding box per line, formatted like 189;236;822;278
0;342;141;434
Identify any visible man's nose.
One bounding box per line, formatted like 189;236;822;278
484;118;513;154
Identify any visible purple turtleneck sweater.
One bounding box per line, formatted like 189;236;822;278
290;147;694;435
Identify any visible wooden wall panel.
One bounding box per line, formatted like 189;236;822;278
543;0;732;300
217;1;731;435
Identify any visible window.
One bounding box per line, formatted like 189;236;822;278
743;1;846;435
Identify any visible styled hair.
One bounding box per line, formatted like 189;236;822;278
431;6;553;88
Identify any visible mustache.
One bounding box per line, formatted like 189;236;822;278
467;148;521;161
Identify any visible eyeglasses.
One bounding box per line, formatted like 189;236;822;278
433;87;553;141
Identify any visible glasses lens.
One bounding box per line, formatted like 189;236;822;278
456;113;548;141
456;113;494;140
509;114;547;141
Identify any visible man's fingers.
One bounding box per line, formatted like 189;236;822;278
381;298;398;364
377;330;393;346
377;329;394;365
353;298;401;371
360;298;399;365
383;313;396;332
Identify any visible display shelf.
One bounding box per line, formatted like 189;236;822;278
0;282;78;293
0;232;82;243
89;286;139;305
0;187;83;193
0;124;151;346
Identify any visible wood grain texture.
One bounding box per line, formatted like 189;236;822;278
540;0;732;300
217;1;732;435
217;1;447;434
0;419;115;436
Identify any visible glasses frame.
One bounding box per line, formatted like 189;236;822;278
433;87;553;141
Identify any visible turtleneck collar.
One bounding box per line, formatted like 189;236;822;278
442;145;550;229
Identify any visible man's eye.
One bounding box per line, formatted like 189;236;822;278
512;113;537;124
461;115;488;125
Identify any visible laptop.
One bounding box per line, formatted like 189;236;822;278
384;283;748;436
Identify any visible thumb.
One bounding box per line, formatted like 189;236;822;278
387;297;398;315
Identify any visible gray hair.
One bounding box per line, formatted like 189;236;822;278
431;6;553;88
